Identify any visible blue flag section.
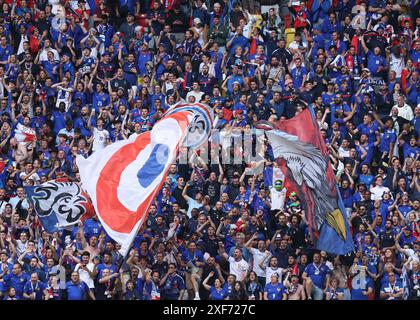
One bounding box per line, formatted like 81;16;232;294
316;185;355;255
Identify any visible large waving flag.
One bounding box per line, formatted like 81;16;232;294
76;103;213;255
257;109;354;255
26;181;95;233
14;123;36;143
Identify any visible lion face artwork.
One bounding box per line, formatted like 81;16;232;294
27;182;93;230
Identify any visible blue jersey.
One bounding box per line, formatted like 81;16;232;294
23;281;47;300
367;51;387;76
228;35;250;55
356;142;375;165
264;282;286;300
357;122;379;143
83;218;103;239
3;273;29;297
379;129;396;153
402;143;419;160
304;263;331;289
351;268;374;300
52;110;71;134
92;92;110;112
162;274;185;300
181;250;204;267
209;286;226;300
291;67;307;89
65;280;90;300
96;263;119;279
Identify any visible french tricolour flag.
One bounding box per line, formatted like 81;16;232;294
14;123;36;143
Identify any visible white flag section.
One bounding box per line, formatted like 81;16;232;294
77;112;192;255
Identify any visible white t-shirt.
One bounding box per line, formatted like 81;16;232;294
75;262;96;289
228;256;249;282
40;48;60;62
15;239;28;257
19;171;40;187
249;248;269;278
390;104;414;121
338;147;350;159
370;185;390;201
270;187;287;210
92;127;109;152
288;40;308;51
389;54;404;78
266;266;285;284
186;90;204;103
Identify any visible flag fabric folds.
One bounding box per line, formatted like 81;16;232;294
25;181;95;233
263;166;285;189
76;103;213;256
14;123;36;143
258;108;354;255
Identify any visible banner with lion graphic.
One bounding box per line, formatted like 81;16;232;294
25;181;95;232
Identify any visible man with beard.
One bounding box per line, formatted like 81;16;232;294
74;106;95;138
272;38;293;68
287;214;307;250
246;79;261;107
198;226;219;258
171;177;188;211
197;64;216;96
97;52;116;83
208;201;224;226
252;93;271;121
110;68;130;98
379;219;397;250
119;12;137;48
265;56;284;85
245;234;271;286
309;63;328;97
204;172;221;206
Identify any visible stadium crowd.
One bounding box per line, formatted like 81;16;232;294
0;0;418;301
